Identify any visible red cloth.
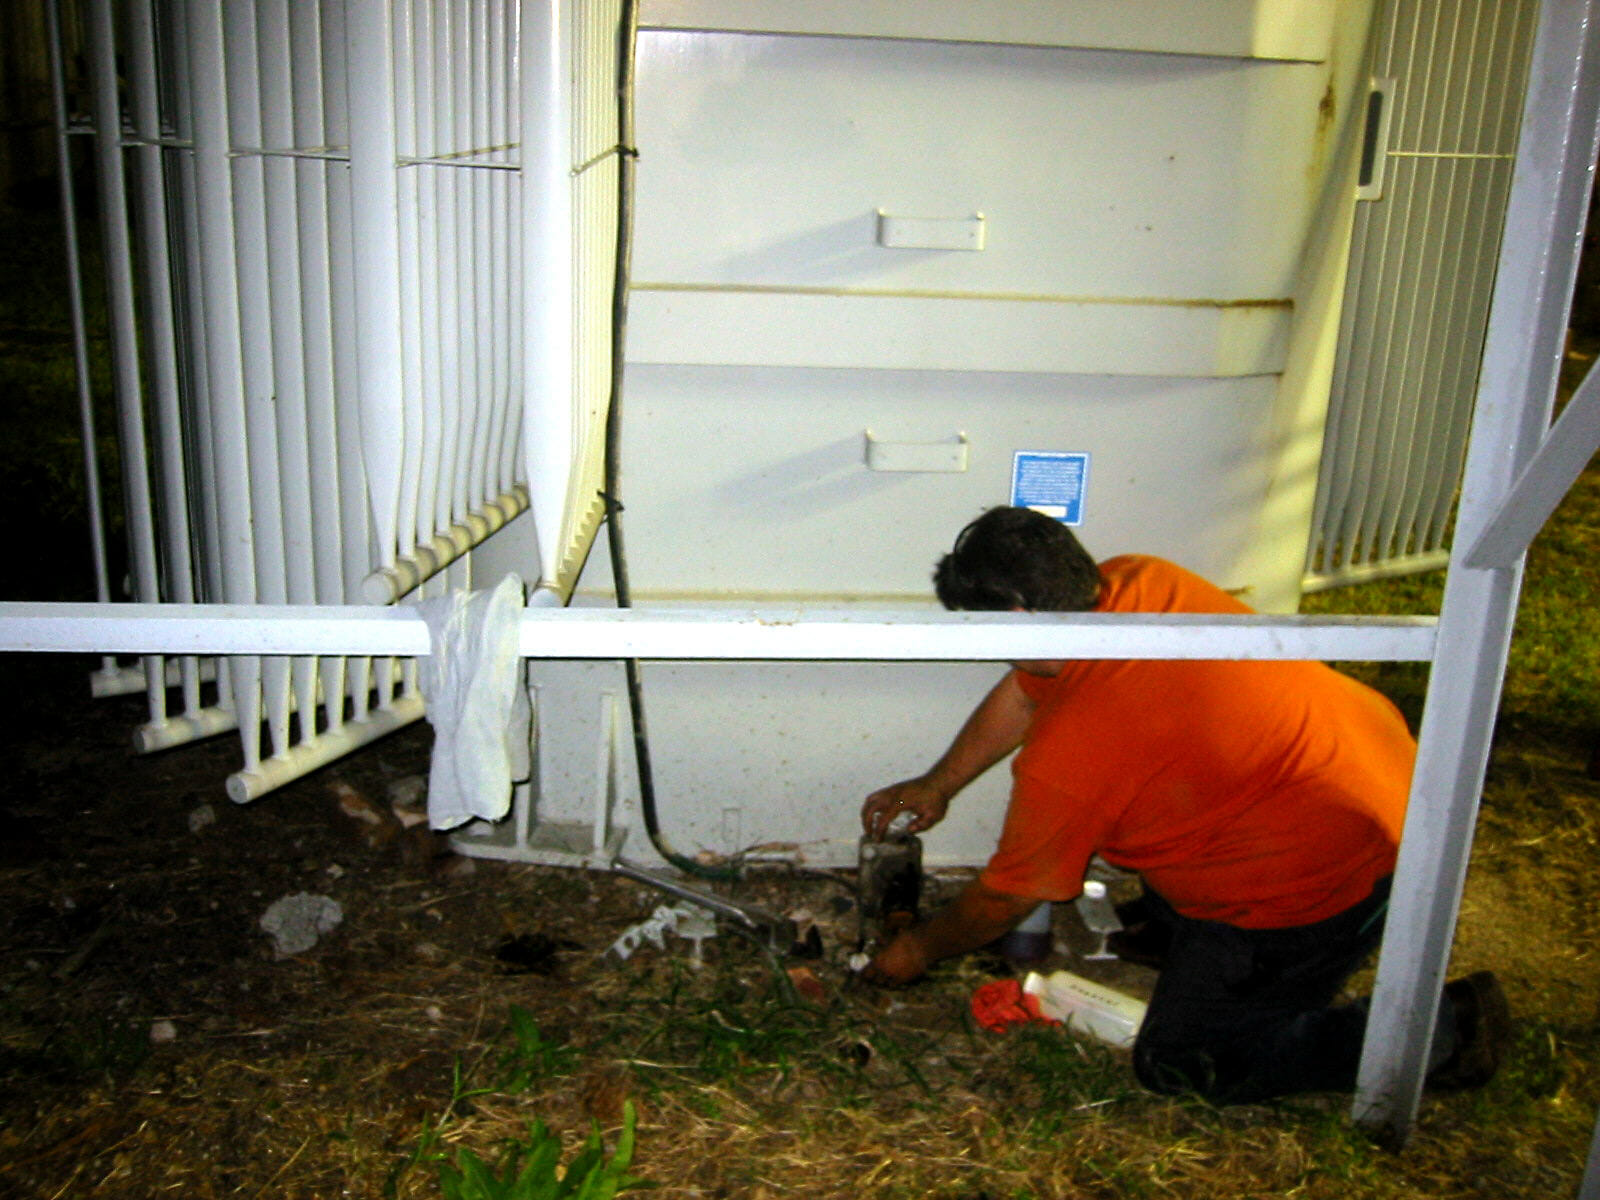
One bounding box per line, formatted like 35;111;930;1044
978;556;1415;930
971;978;1058;1032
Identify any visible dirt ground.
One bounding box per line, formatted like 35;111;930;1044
0;651;1596;1199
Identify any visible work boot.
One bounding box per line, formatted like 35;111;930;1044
1426;970;1512;1091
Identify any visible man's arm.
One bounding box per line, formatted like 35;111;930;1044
864;877;1042;986
860;671;1037;840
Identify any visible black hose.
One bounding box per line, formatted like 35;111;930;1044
603;0;739;883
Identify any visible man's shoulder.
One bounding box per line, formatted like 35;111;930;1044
1096;555;1250;615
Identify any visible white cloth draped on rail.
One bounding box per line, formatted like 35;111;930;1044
414;574;531;830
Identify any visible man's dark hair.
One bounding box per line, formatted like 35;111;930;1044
934;507;1102;612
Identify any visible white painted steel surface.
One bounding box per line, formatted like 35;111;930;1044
616;10;1378;619
639;0;1338;63
628;33;1323;371
603;368;1290;603
1306;0;1541;590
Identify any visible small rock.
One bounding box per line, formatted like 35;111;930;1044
187;803;217;834
424;1005;444;1023
259;892;344;958
149;1019;177;1044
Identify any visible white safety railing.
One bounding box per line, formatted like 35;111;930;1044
52;0;621;800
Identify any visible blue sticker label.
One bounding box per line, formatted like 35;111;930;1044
1011;451;1090;526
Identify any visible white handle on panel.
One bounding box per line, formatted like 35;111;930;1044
876;210;986;251
864;430;969;473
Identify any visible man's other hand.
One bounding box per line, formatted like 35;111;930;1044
863;929;930;988
861;777;949;841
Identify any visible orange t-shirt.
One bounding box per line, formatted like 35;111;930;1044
977;555;1416;929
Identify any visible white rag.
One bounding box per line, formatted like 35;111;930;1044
413;573;531;830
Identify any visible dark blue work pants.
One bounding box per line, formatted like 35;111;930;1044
1131;876;1421;1104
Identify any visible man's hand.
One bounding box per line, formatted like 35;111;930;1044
861;880;1044;988
861;777;949;841
862;929;930;988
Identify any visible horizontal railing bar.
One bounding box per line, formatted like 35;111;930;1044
0;604;1439;662
121;134;194;150
396;155;519;171
228;145;352;162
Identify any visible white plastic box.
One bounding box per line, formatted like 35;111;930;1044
1024;969;1149;1049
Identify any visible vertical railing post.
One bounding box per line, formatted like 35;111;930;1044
127;0;205;722
185;0;262;768
86;0;166;718
347;0;407;709
46;0;118;689
1354;0;1600;1142
521;0;576;590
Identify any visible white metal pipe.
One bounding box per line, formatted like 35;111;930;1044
317;0;370;726
347;0;409;714
90;657;219;699
224;0;291;766
360;483;530;603
87;0;166;722
289;0;348;738
46;0;112;612
128;0;199;725
165;3;222;719
225;694;426;802
0;603;1438;662
47;0;120;688
134;704;241;753
487;0;512;497
393;0;426;561
186;0;260;750
521;0;577;588
451;0;479;525
411;0;445;553
256;0;322;756
347;0;406;569
429;0;462;545
469;0;495;513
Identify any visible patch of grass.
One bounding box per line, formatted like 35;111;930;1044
393;1011;643;1199
608;954;952;1108
1016;1024;1142;1110
494;1006;579;1093
436;1101;644;1200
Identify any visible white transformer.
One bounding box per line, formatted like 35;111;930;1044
470;1;1382;871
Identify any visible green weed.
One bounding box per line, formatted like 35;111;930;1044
494;1006;579;1093
436;1100;645;1200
